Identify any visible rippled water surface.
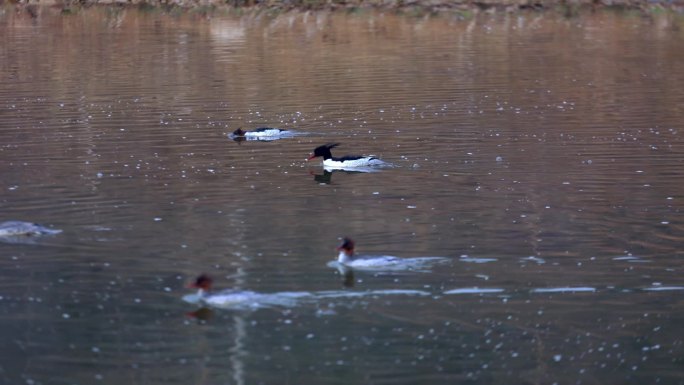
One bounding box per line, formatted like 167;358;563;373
1;6;684;385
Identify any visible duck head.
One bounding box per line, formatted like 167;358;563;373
336;237;355;264
189;274;213;295
307;143;339;161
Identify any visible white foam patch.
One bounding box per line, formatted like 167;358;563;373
531;287;596;293
204;291;314;309
520;256;545;264
612;255;650;262
443;287;505;295
188;287;433;310
367;289;432;296
459;255;498;264
329;256;449;272
317;289;431;298
642;286;684;292
229;129;302;141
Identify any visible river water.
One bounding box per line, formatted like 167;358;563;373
1;6;683;385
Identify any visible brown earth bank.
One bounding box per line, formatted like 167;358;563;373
2;0;683;15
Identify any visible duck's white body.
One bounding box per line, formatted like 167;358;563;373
334;237;448;271
323;157;386;169
337;250;399;266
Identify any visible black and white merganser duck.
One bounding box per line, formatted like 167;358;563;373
332;237;448;271
230;127;293;141
0;221;62;237
307;143;387;170
184;274;311;309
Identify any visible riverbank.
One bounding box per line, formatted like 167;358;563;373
3;0;683;16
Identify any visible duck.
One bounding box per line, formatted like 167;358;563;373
0;221;62;237
307;143;387;169
335;237;401;267
333;237;448;271
185;274;311;309
230;127;292;141
185;273;432;309
187;274;261;305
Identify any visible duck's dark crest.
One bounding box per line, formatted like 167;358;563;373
337;237;355;254
191;274;213;291
309;143;341;160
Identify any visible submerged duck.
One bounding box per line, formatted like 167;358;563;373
0;221;62;237
230;127;292;141
333;237;448;271
307;143;387;169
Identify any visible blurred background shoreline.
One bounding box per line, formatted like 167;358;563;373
3;0;683;18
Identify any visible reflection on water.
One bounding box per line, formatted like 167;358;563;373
311;168;385;185
1;6;684;385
